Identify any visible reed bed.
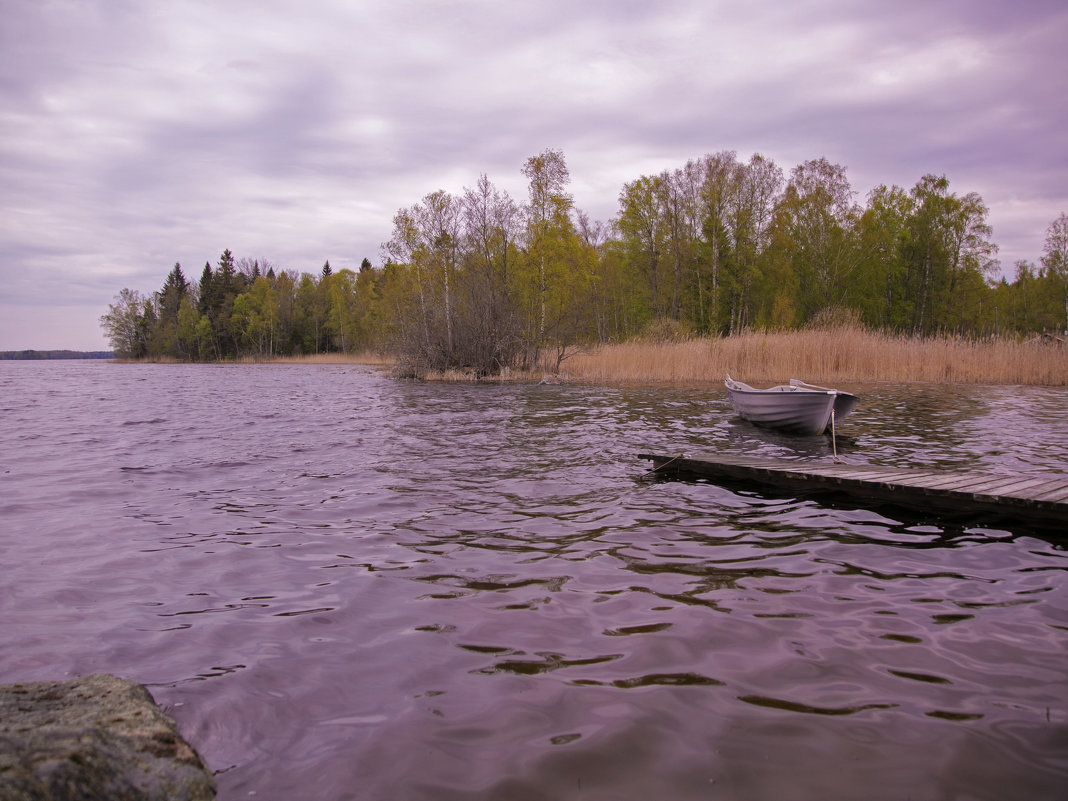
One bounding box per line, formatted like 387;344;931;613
558;329;1068;387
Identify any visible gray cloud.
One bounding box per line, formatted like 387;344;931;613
2;0;1066;348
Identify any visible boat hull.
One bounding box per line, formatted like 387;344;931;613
790;379;861;422
725;375;858;436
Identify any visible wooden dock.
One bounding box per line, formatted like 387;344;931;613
638;452;1068;526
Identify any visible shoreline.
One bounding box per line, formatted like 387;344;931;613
107;330;1068;387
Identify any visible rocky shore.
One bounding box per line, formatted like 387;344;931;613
0;674;214;801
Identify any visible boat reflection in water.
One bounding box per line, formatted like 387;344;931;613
724;374;860;435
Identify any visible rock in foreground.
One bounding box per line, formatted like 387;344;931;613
0;674;214;801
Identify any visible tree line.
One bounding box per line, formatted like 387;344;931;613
101;149;1068;371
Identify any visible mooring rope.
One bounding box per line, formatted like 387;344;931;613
638;453;685;481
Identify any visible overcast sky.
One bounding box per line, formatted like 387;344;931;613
2;0;1066;350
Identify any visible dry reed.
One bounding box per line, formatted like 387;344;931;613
558;328;1068;387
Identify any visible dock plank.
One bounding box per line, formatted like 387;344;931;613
639;452;1068;526
903;473;999;491
975;476;1066;498
1033;485;1068;503
925;475;1030;495
999;477;1068;498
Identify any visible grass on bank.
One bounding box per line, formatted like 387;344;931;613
253;351;394;366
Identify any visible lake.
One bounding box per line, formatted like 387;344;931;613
1;361;1065;800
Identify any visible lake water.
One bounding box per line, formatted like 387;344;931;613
1;361;1065;801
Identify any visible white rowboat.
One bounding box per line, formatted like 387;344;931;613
724;375;860;436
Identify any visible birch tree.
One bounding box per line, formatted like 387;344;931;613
1041;212;1068;333
459;174;524;372
698;151;742;332
777;158;861;320
724;154;783;332
522;149;574;340
99;288;149;358
616;174;666;319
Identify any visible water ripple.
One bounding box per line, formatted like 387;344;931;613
1;362;1065;801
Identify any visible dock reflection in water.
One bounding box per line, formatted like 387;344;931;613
0;363;1065;801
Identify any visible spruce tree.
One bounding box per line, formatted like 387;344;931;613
213;249;241;358
160;262;189;321
197;262;214;316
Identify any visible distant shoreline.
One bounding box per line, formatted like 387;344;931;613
0;350;114;360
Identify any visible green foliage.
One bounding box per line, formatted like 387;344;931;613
102;152;1061;365
99;288;149;358
1040;213;1068;333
